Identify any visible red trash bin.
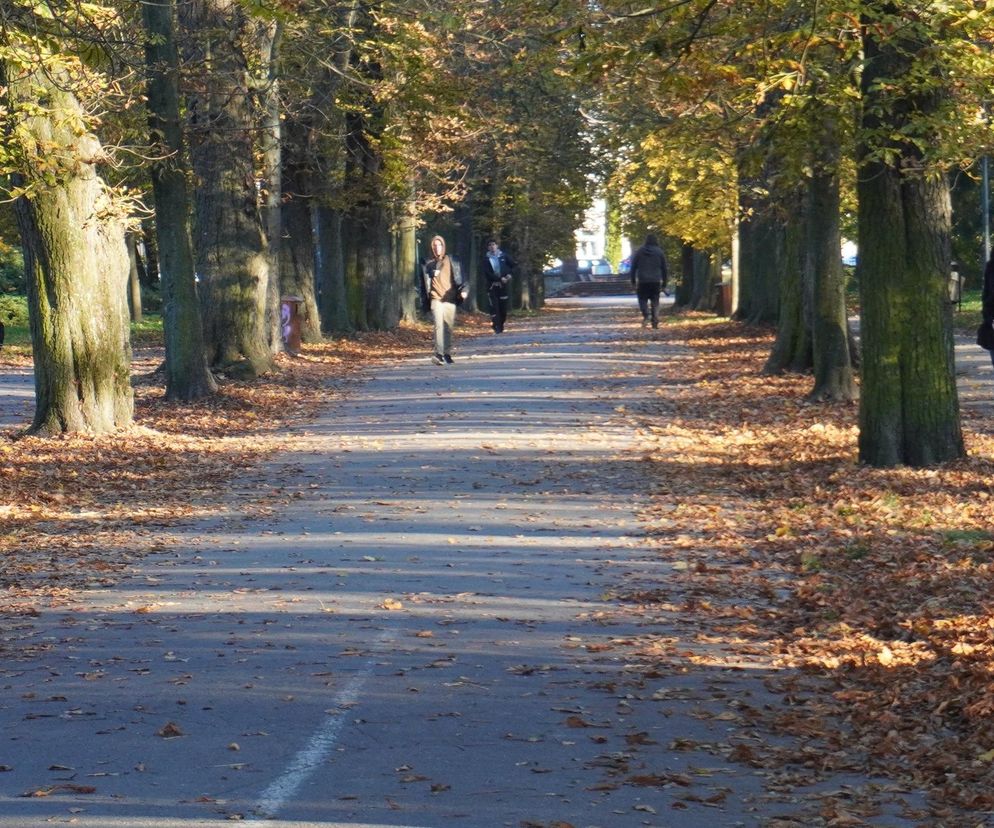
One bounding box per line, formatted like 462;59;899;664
280;295;304;355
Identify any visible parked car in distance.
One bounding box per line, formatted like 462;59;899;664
591;257;612;275
618;256;631;274
577;257;612;279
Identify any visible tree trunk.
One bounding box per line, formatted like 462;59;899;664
737;196;781;325
359;203;398;330
395;198;419;324
126;232;144;324
142;0;217;402
182;0;272;378
280;119;322;343
675;242;694;308
857;6;963;466
765;189;811;374
280;190;321;343
691;248;715;311
141;217;160;286
315;205;351;335
258;18;283;356
2;66;133;434
808;152;855;401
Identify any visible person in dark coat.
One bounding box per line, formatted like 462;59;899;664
419;235;467;365
481;239;516;333
983;251;994;368
629;233;668;329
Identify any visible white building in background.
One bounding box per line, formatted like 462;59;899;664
576;198;606;259
575;198;631;262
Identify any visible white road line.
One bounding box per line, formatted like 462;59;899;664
250;628;397;820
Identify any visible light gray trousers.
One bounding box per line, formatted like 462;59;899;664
431;299;456;356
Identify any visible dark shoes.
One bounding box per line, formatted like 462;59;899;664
432;353;444;365
444;354;454;364
651;318;659;329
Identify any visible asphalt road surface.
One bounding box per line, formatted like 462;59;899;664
0;298;944;827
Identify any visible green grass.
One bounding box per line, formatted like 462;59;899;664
2;311;163;353
130;314;164;347
955;288;983;335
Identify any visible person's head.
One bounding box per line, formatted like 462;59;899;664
644;233;659;247
430;235;446;258
486;239;498;254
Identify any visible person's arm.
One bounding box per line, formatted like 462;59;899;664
630;249;641;285
482;257;497;285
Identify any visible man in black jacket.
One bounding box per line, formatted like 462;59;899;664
629;233;668;329
481;239;515;333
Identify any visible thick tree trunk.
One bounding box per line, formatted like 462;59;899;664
691;249;715;311
315;205;351;335
258;19;283;356
857;7;963;466
182;0;272;378
342;212;367;330
395;200;419;324
359;203;398;330
142;0;217;402
280;190;321;343
738;199;781;325
280;119;321;343
808;157;856;401
2;66;133;434
765;190;811;374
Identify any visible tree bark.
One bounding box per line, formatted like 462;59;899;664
258;18;284;356
143;0;217;402
182;0;272;378
126;232;144;324
691;249;715;311
315;205;351;335
2;65;134;434
737;195;781;325
280;120;321;342
395;197;419;324
808;154;855;401
675;242;694;308
764;189;811;374
857;5;963;466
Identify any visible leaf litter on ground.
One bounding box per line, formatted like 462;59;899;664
625;312;994;825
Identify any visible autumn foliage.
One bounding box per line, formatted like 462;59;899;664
633;314;994;818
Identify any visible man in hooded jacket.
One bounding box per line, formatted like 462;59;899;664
629;233;668;329
420;235;467;364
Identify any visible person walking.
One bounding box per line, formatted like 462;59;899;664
481;239;515;333
420;235;467;365
629;233;668;329
982;251;994;367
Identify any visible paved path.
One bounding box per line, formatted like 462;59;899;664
0;366;33;428
0;301;970;827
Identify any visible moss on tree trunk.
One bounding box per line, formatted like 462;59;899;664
857;7;963;466
183;0;272;378
3;66;133;435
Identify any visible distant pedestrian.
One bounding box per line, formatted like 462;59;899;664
420;235;467;365
629;233;668;329
982;251;994;366
481;239;515;333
